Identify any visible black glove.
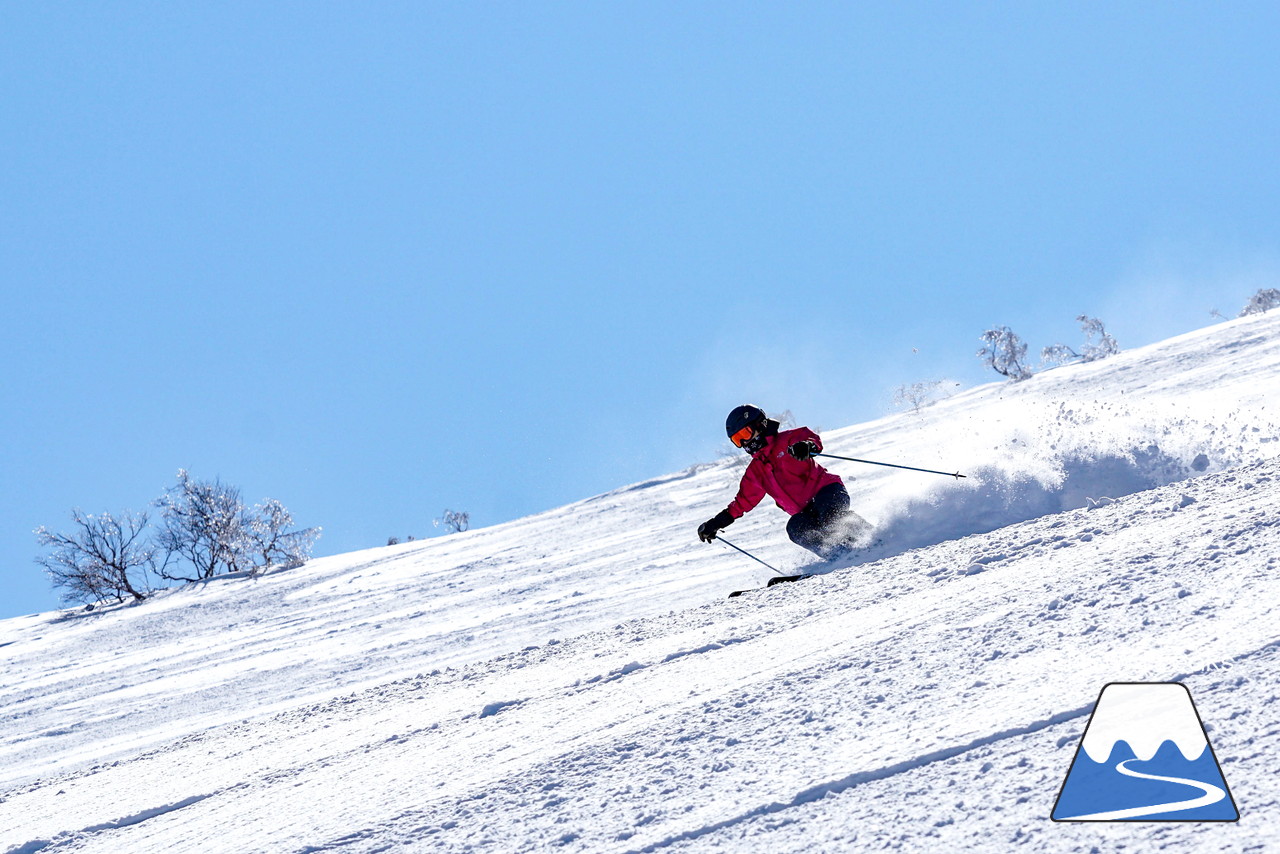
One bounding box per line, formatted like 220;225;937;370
698;510;734;543
788;439;819;461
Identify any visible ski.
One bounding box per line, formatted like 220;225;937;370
727;573;813;598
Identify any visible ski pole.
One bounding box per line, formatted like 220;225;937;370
716;536;785;577
814;452;966;480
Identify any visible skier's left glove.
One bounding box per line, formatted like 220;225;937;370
788;440;819;461
698;510;735;543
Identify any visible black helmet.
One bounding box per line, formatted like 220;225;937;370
726;404;767;452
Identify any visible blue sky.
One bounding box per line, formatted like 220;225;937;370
3;3;1278;619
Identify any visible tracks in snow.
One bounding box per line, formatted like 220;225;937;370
6;791;227;854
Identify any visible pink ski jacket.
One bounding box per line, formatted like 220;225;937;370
726;427;843;518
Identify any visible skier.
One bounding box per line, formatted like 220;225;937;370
697;405;861;559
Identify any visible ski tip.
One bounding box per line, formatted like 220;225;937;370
729;573;815;597
765;573;814;587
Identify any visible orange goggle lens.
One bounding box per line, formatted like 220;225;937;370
730;425;754;448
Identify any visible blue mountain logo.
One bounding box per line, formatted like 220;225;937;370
1052;682;1238;821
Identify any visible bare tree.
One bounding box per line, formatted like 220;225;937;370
893;380;960;414
35;510;154;605
977;326;1032;380
434;509;470;534
154;470;248;581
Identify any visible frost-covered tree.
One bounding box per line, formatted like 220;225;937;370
154;470;247;581
1042;316;1120;366
977;327;1032;380
243;499;320;571
1239;288;1280;317
155;470;320;579
1078;316;1119;361
35;510;154;605
1039;342;1076;367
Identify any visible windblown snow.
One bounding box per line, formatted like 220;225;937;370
3;314;1280;853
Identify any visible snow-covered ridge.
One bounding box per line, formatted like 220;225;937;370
2;313;1280;852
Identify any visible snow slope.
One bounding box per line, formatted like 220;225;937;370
3;313;1280;853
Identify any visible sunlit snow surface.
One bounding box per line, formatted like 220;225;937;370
3;314;1280;852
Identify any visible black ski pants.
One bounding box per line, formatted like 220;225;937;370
786;482;850;558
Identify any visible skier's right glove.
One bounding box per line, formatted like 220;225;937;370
788;439;819;461
698;510;735;543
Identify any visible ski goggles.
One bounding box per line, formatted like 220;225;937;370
729;425;755;448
